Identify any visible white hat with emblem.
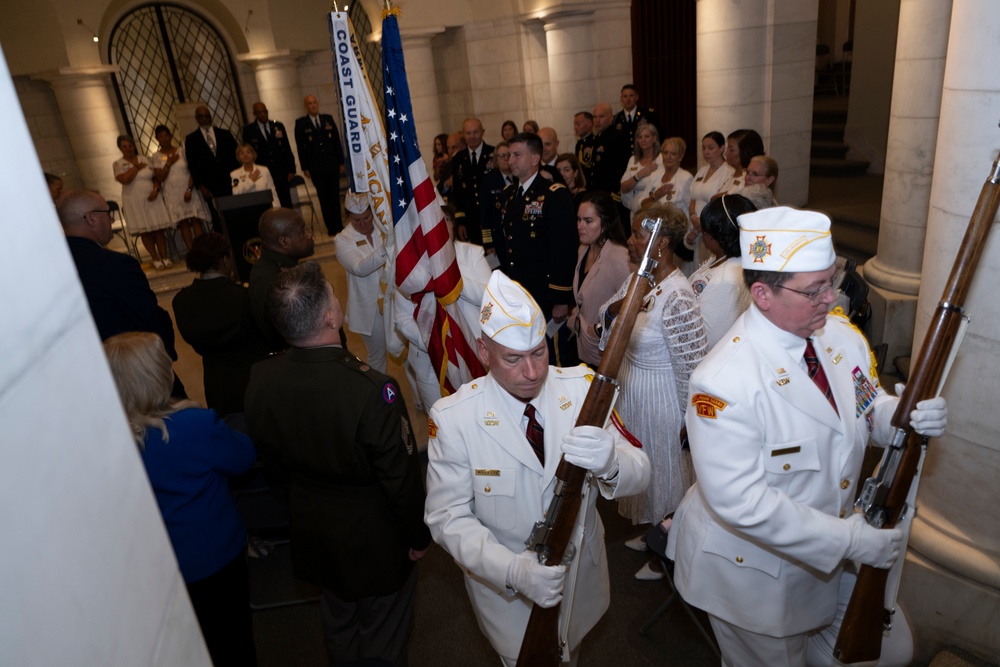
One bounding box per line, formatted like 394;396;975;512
344;191;370;215
737;206;836;272
479;271;545;351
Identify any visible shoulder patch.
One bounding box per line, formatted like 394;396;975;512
549;182;566;191
428;417;437;439
692;393;728;419
381;382;398;404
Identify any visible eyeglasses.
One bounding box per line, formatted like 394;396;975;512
776;271;844;305
496;153;511;159
84;208;115;221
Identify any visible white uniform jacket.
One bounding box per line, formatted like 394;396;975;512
334;224;386;336
425;366;650;659
667;306;897;637
454;240;492;340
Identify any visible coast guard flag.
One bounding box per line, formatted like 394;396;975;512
329;11;405;358
381;8;484;394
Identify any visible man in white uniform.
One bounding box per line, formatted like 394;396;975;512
425;271;650;666
334;192;388;372
667;206;949;666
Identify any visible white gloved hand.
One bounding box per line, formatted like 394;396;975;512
561;425;618;478
506;550;566;608
845;513;902;569
895;383;948;438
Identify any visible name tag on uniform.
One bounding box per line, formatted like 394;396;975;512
475;469;500;477
771;446;801;457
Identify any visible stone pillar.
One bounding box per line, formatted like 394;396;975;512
400;28;446;160
541;11;596;144
862;0;953;367
896;1;1000;662
34;66;121;201
695;0;817;205
238;51;304;162
591;1;632;105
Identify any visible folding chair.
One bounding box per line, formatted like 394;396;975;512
288;175;318;232
107;201;138;259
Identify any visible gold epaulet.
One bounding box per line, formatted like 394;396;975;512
549;182;566;191
828;307;879;382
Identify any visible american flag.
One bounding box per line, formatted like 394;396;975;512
382;9;485;394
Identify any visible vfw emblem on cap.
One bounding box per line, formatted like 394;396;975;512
480;302;493;324
749;235;772;264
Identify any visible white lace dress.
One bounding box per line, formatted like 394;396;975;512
599;269;708;524
688;256;751;349
152;146;211;224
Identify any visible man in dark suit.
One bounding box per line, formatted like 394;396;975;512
243;102;297;208
58;189;185;396
494;132;578;365
245;261;431;666
591;102;631;234
449;117;494;245
612;84;662;155
295;95;344;236
185;105;240;233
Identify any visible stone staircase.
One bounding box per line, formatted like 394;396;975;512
806;98;882;263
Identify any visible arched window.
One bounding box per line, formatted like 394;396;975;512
348;2;384;117
109;3;245;155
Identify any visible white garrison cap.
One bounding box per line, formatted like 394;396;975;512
344;191;370;215
479;271;545;351
738;206;836;272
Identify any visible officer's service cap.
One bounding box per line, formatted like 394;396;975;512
737;206;836;273
479;271;545;351
344;191;370;215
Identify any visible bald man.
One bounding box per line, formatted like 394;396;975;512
450;117;494;245
59;189;185;395
295;95;345;235
185;105;239;231
247;207;316;350
536;127;566;186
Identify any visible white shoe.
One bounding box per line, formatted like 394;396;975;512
635;561;664;581
162;258;174;268
152;259;165;270
625;535;648;552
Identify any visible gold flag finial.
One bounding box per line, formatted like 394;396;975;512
382;0;401;18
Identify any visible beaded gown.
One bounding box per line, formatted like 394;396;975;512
600;269;708;524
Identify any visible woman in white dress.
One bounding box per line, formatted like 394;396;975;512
724;128;765;195
230;144;280;207
152;125;210;251
598;201;708;579
619;123;660;214
640;136;694;222
688;194;755;349
113;135;174;269
687;131;734;272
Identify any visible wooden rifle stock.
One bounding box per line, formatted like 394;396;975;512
516;220;663;666
834;151;1000;663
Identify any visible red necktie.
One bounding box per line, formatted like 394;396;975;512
804;339;838;415
524;404;545;465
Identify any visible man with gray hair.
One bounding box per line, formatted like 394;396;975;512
245;261;430;666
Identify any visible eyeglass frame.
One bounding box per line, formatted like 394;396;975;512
84;208;116;221
775;270;845;305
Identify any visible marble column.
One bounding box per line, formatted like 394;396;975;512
862;0;953;366
400;28;445;161
695;0;817;205
541;11;596;144
238;50;304;161
33;66;121;201
896;1;1000;662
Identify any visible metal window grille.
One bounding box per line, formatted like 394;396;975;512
109;3;245;156
348;3;384;118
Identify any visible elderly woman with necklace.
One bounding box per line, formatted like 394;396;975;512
599;201;708;580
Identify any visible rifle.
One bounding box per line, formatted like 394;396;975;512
516;217;664;666
834;150;1000;663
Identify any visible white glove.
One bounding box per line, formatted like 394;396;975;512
895;383;948;438
561;425;618;478
845;513;902;569
506;550;566;608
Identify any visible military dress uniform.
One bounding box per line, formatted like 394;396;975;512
294;114;344;235
425;359;650;662
494;174;578;317
575;133;596;186
612;107;661;155
479;168;513;250
450;143;494;245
